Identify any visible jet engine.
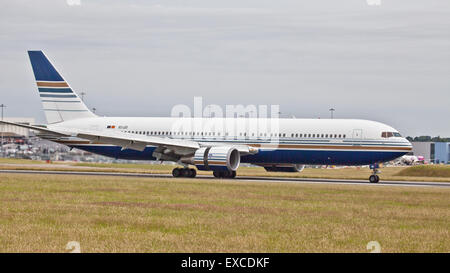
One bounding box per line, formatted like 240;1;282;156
194;146;240;172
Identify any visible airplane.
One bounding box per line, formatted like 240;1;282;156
396;155;425;165
0;51;413;183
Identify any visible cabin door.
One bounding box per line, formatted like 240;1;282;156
352;129;363;139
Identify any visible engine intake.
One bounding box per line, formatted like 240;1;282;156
194;147;240;171
263;164;305;173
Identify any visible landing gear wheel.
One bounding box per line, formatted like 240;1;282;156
173;168;197;178
189;168;197;178
172;168;181;177
369;175;379;183
213;170;222;178
213;170;236;179
181;168;191;177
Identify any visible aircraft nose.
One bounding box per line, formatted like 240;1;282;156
403;138;413;150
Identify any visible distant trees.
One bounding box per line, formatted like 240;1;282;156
406;136;450;142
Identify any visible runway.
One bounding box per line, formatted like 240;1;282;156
1;169;449;188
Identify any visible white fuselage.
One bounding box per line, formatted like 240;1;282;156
48;117;412;166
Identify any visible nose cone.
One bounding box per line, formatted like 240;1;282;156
405;138;412;150
402;137;413;152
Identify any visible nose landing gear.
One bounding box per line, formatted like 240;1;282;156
369;164;380;183
369;174;380;183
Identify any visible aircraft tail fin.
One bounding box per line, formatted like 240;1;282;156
27;50;96;124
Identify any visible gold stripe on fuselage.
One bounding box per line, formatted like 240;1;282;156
248;143;412;151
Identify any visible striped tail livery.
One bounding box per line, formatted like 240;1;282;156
28;50;96;124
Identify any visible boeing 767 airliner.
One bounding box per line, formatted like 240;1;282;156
0;51;413;183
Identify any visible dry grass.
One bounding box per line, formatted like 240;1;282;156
0;173;448;252
395;165;450;178
0;158;44;164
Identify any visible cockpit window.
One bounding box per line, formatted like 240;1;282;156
382;132;401;138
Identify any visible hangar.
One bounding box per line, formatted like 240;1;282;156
412;142;450;164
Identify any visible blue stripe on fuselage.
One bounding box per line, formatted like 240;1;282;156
69;145;407;165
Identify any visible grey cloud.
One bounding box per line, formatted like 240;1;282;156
0;0;449;136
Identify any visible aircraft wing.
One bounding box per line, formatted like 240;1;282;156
1;120;199;154
74;130;199;156
1;120;256;159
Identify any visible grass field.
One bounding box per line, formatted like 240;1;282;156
396;165;450;177
0;173;448;252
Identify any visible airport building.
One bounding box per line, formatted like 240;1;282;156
412;142;450;164
0;117;35;138
435;142;450;164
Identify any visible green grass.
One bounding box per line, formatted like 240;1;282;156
395;165;450;178
0;173;449;252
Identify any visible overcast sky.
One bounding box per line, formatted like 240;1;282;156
0;0;449;136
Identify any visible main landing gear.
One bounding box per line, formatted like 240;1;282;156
369;164;380;183
213;170;236;179
172;168;197;178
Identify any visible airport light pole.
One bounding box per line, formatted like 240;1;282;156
0;104;5;155
329;108;335;119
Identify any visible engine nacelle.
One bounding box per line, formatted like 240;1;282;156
263;164;305;173
194;146;240;172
